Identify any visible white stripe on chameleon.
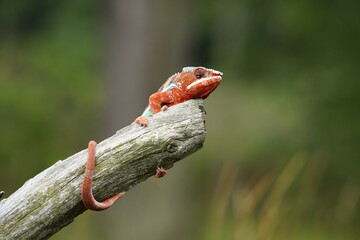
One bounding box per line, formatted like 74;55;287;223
186;76;221;89
162;83;178;92
208;69;223;75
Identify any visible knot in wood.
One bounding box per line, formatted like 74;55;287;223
166;142;178;153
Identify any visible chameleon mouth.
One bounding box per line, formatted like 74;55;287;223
187;76;222;89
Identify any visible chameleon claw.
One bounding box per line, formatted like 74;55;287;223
161;105;169;111
134;116;148;127
155;167;167;178
81;140;125;211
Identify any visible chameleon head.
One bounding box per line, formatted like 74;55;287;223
183;66;223;99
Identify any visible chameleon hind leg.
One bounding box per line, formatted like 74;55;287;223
155;167;167;178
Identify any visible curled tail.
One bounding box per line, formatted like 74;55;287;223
81;140;125;211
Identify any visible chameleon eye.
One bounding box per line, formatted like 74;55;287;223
194;68;206;79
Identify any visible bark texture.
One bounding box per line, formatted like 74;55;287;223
0;99;206;240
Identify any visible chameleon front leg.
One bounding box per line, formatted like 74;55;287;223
81;140;125;211
148;91;176;114
135;91;178;127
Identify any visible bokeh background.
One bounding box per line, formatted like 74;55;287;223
1;0;359;239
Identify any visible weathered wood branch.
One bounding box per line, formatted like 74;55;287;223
0;99;207;240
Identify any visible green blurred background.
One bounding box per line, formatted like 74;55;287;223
1;0;359;239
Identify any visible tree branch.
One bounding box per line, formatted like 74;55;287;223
0;99;207;240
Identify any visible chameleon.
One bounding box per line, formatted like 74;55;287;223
82;66;223;211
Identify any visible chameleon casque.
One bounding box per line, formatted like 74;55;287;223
82;66;223;211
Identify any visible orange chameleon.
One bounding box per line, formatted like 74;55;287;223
82;66;223;211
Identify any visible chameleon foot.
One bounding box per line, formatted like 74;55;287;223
155;167;167;178
134;116;148;127
82;140;125;211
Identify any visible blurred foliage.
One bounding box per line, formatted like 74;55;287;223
0;0;102;190
0;0;359;239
